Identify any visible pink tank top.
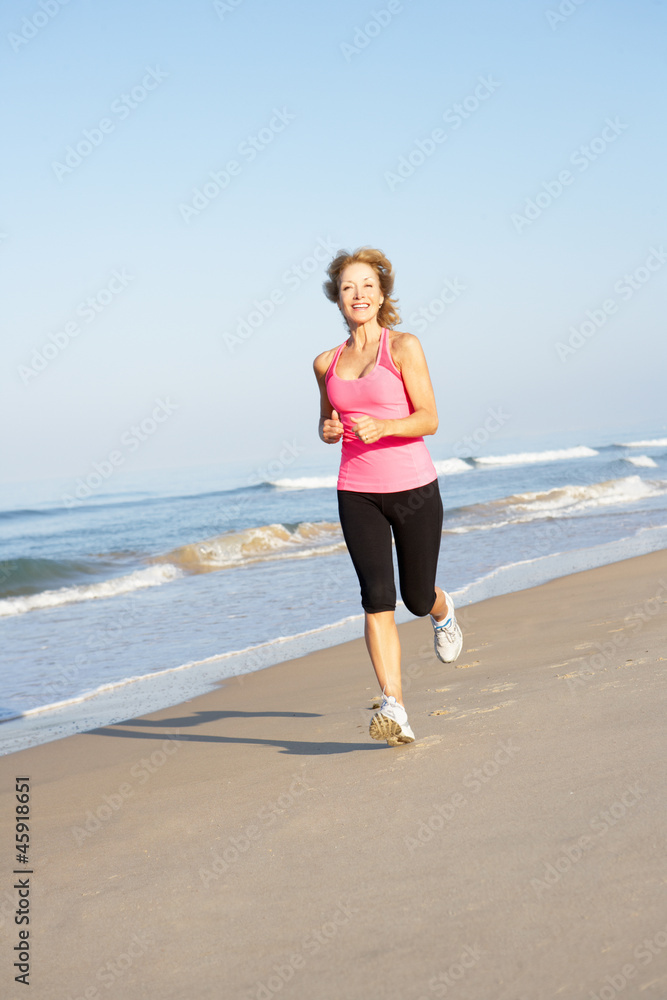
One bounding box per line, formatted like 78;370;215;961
325;328;437;492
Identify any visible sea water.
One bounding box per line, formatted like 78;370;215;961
2;430;666;754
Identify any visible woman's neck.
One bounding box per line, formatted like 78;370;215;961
347;320;383;349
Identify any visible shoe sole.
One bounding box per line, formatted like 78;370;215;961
369;712;415;747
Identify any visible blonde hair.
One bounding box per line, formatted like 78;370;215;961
323;246;401;329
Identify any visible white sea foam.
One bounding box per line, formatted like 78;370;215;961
618;438;667;448
0;564;182;618
474;445;598;467
159;521;345;572
270;476;338;489
0;523;345;620
433;458;473;475
623;455;658;468
506;475;659;513
444;476;664;534
12;614;365;722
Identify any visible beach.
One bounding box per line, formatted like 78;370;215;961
4;0;666;995
2;433;667;745
2;549;666;999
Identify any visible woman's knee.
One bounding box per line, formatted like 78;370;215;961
361;580;396;613
403;590;436;618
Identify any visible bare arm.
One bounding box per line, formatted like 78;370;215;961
313;351;344;444
351;333;439;443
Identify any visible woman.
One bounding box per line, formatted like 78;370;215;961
313;247;463;747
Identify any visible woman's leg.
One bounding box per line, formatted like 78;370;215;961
337;490;406;702
388;479;444;617
388;480;463;661
364;610;403;704
430;586;450;621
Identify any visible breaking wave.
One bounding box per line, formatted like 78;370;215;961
444;475;664;534
623;455;658;468
156;522;345;572
433;458;473;475
618;438;667;448
269;476;338;489
0;564;182;618
473;445;598;467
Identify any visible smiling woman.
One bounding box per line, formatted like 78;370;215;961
313;247;464;747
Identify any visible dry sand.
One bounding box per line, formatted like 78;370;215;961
1;550;666;1000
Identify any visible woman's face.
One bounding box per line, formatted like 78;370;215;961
338;263;383;327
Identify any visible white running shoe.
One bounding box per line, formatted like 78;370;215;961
369;695;415;746
431;593;463;663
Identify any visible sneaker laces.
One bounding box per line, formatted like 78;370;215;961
379;694;407;723
434;615;458;637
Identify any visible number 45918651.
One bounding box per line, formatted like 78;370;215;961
16;778;30;817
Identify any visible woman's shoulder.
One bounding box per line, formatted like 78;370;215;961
313;345;339;377
387;329;425;369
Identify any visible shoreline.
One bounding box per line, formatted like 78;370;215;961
2;527;667;756
2;548;666;997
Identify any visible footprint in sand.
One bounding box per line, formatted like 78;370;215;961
549;656;587;671
455;660;480;669
409;734;444;750
431;700;516;719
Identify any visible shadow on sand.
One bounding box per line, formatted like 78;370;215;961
85;708;383;755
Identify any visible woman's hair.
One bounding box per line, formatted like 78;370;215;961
323;246;401;329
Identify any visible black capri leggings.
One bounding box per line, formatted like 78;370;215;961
337;478;443;617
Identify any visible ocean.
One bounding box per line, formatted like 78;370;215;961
2;429;667;755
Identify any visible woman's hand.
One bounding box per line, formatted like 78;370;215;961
321;409;344;444
351;415;388;445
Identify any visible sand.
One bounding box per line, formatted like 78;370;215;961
1;549;666;1000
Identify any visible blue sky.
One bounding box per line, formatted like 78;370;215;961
2;0;666;484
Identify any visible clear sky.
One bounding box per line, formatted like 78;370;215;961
2;0;666;484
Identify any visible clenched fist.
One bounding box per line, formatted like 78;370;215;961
321;409;344;444
351;415;388;445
